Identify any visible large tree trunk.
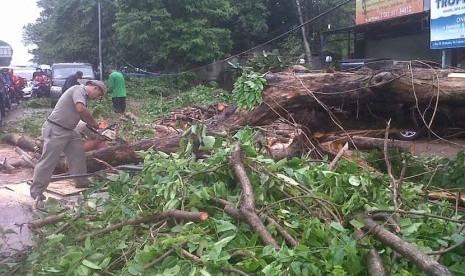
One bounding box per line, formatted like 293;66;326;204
78;65;465;172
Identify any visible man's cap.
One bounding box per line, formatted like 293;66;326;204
86;80;107;95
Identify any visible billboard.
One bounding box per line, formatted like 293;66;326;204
430;1;465;49
356;0;424;25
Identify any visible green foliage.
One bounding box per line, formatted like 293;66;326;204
23;98;51;108
126;77;229;119
24;0;355;70
113;0;233;68
5;128;464;275
24;0;116;65
0;102;49;137
245;53;291;73
232;69;266;110
366;150;465;189
230;0;269;52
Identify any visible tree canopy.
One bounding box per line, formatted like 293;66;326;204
24;0;354;69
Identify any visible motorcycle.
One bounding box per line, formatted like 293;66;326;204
31;81;49;98
10;76;25;104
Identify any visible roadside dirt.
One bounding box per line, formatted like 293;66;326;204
0;144;33;186
0;104;48;186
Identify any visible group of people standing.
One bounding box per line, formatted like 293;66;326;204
30;66;127;205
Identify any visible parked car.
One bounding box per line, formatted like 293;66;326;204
50;63;95;107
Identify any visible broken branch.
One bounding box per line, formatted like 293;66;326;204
77;210;208;241
363;216;451;276
230;144;280;249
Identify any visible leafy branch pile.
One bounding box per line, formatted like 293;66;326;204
3;128;465;275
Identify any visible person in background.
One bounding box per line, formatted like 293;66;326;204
8;69;24;104
30;80;107;205
107;65;127;115
62;71;83;92
0;73;4;119
32;68;50;97
1;68;12;90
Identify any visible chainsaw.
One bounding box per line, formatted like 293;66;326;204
86;123;127;144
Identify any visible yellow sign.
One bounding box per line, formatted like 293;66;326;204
356;0;424;25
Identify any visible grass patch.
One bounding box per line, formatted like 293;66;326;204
23;98;51;108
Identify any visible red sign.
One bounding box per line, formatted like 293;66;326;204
356;0;424;25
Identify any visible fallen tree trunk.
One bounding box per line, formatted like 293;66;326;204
54;65;465;172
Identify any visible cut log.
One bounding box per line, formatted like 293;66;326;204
2;133;37;152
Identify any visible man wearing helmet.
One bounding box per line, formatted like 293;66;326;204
30;80;108;204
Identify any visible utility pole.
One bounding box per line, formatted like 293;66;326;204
98;0;103;80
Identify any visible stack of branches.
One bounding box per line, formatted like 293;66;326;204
27;140;464;275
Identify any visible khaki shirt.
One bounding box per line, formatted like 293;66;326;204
48;85;87;130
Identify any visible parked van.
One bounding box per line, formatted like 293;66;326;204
50;63;95;107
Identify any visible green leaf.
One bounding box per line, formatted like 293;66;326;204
163;265;181;275
330;222;346;232
291;261;302;275
348;176;361;186
84;238;92;251
451;233;465;244
128;263;144;275
402;223;423;234
276;173;300;186
208;245;222;261
99;257;112;268
47;233;65;243
199;136;216;151
349;219;365;229
216;220;237;233
82;259;102;270
449;262;465;275
214;235;235;247
200;268;212;276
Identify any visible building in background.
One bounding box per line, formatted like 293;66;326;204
323;0;465;69
0;40;13;67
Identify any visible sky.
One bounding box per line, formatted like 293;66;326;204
0;0;40;65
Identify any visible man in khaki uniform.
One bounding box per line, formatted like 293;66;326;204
30;80;107;201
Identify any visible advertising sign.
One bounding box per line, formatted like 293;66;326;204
430;1;465;49
356;0;424;25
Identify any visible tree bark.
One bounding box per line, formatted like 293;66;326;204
2;133;37;152
363;216;451;276
76;210;208;241
230;144;280;249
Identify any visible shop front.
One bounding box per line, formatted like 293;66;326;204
323;0;465;68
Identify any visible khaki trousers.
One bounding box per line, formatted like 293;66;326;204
30;121;88;199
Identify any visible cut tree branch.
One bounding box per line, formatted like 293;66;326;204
354;230;386;276
28;213;68;229
230;144;280;249
363;216;451;276
77;210;208;241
